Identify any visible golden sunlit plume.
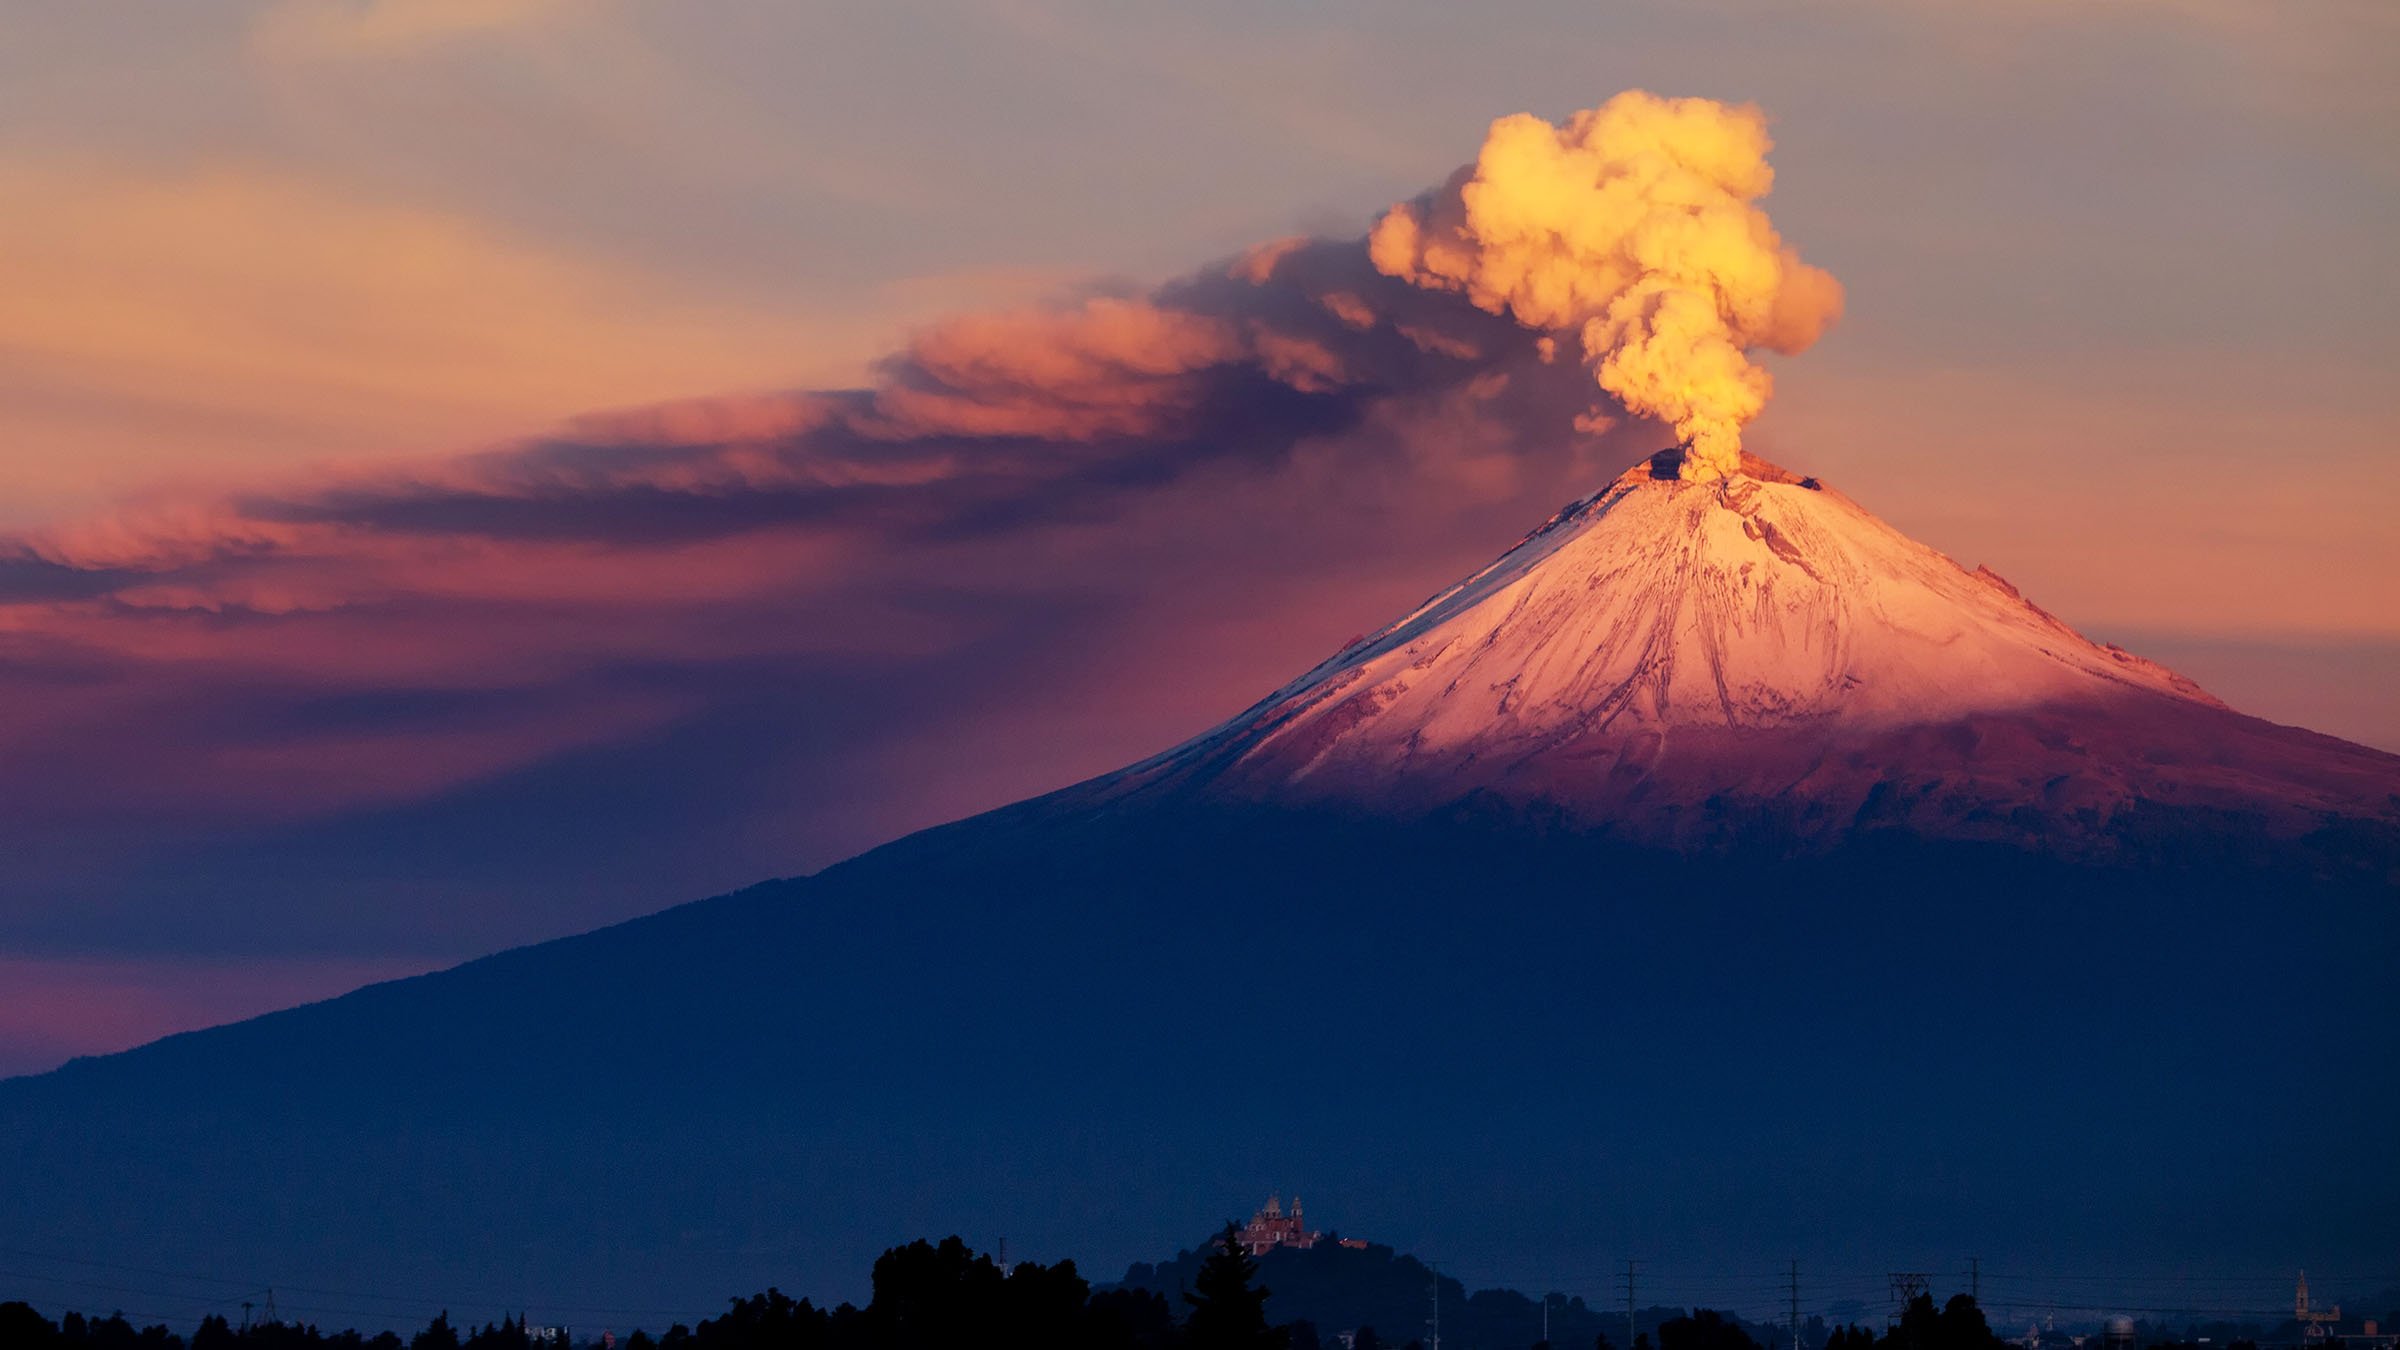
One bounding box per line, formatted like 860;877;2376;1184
1370;91;1844;483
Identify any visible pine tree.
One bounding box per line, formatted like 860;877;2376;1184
1185;1224;1286;1350
414;1311;462;1350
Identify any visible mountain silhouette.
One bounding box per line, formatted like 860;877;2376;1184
3;451;2392;1324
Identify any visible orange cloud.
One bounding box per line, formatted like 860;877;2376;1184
1231;236;1311;285
0;158;861;523
249;0;580;60
1319;293;1379;330
865;297;1247;440
0;157;1607;847
1250;327;1351;394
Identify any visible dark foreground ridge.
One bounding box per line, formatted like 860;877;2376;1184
8;1230;2380;1350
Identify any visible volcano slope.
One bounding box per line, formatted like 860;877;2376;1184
2;451;2393;1320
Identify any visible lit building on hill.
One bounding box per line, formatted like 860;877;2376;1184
1239;1195;1316;1255
1236;1195;1369;1255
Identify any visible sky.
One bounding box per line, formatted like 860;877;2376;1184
1;0;2395;1077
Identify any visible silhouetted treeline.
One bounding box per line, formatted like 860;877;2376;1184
0;1239;2072;1350
0;1236;1187;1350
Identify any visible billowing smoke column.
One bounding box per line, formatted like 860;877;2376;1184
1369;91;1845;482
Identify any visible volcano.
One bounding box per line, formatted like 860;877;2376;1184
3;453;2394;1323
1078;448;2396;867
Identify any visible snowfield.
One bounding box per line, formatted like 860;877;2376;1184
1090;450;2397;857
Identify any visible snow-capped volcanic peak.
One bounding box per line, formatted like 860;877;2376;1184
1078;447;2400;860
1199;449;2210;774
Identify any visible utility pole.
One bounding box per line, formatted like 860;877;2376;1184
1966;1258;1980;1304
1788;1261;1803;1350
1543;1292;1552;1349
1428;1262;1441;1350
1624;1259;1642;1350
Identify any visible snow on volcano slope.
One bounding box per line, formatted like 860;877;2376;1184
1086;449;2400;858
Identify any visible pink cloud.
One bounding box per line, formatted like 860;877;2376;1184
0;222;1633;1016
864;296;1246;440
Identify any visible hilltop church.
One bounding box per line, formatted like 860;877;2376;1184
1236;1196;1369;1256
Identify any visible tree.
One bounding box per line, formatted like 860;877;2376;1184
1881;1295;2008;1350
1660;1310;1763;1350
414;1313;462;1350
1890;1296;1941;1350
696;1287;831;1349
0;1302;57;1346
1185;1224;1285;1350
867;1236;1006;1350
1000;1257;1091;1349
465;1314;533;1350
1935;1296;2006;1350
1355;1327;1384;1350
1089;1287;1177;1350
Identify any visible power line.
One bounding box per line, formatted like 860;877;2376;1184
0;1245;261;1289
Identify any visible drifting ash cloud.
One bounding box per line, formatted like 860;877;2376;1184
12;248;1546;576
0;93;1838;966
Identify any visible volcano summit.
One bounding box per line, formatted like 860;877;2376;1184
2;451;2394;1316
1088;448;2397;868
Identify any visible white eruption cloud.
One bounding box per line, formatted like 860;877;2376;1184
1369;91;1845;482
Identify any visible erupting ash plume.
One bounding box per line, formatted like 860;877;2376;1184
1370;91;1845;482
